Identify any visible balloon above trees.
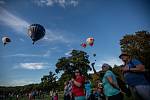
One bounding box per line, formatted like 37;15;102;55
81;43;87;48
28;24;45;44
86;37;94;46
93;53;96;57
2;36;11;46
81;37;95;48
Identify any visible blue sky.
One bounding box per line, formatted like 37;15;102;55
0;0;150;86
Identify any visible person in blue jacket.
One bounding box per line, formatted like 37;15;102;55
119;52;150;100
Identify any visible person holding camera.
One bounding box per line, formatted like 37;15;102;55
119;52;150;100
71;69;85;100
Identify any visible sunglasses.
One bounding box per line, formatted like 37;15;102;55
75;71;79;73
102;66;106;68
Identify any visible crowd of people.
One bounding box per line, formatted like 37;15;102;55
63;52;150;100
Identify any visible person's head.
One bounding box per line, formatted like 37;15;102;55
85;78;90;84
64;81;68;86
74;69;81;76
102;63;111;72
119;52;131;63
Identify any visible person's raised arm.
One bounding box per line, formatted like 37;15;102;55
129;64;145;72
91;62;99;76
72;79;81;87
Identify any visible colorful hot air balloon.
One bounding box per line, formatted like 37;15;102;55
28;24;45;44
86;37;94;46
2;36;11;46
81;43;87;48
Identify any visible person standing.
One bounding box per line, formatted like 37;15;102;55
84;78;92;100
72;69;85;100
119;52;150;100
64;80;72;100
101;63;123;100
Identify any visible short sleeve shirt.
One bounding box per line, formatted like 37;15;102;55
72;76;85;96
124;59;149;86
102;70;120;96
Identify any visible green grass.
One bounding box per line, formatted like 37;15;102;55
5;92;134;100
5;92;64;100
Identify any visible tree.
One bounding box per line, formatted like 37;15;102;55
56;73;71;91
120;31;150;70
41;71;58;92
55;49;91;76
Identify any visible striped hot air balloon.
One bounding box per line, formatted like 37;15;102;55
28;24;45;44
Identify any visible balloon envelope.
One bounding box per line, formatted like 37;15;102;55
2;36;11;46
81;43;87;48
28;24;45;44
86;37;94;46
93;53;96;57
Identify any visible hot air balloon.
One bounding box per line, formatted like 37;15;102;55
81;43;87;48
93;53;96;57
2;36;11;46
28;24;45;44
86;37;94;46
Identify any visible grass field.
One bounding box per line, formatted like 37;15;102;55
4;92;134;100
4;92;64;100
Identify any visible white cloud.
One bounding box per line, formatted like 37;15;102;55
0;8;73;44
0;0;5;5
43;50;51;57
0;7;30;34
19;38;25;42
19;62;49;70
2;48;62;58
0;79;39;86
89;57;123;73
4;53;42;57
44;29;70;43
34;0;79;8
65;50;72;56
98;57;123;67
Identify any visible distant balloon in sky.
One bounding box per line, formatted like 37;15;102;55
93;53;96;57
2;36;11;46
81;43;87;48
86;37;94;46
28;24;45;44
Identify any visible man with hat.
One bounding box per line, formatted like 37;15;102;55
119;52;150;100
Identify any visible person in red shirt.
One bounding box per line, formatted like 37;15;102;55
72;69;85;100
